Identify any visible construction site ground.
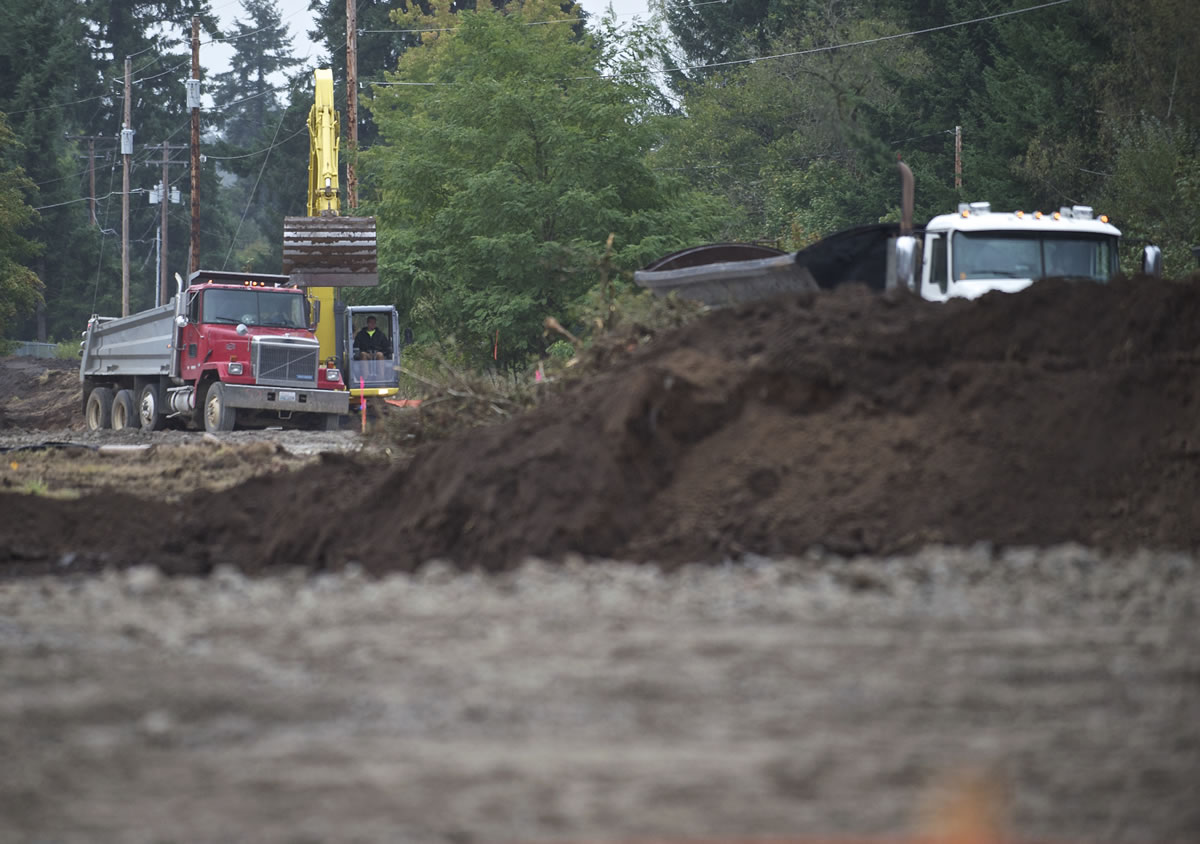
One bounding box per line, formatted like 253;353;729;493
1;277;1198;843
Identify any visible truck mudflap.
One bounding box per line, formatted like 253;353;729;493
220;383;348;416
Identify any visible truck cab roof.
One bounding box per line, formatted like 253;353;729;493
925;202;1121;238
187;270;294;288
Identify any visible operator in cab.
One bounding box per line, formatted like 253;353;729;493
355;315;391;360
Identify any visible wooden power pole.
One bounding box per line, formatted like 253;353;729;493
89;137;98;226
66;135;108;226
954;125;962;191
189;16;201;276
162;141;170;303
346;0;358;209
144;143;188;305
121;56;132;317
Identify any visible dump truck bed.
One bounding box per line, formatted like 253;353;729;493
80;302;177;380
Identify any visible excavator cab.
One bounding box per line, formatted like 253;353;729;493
344;305;401;391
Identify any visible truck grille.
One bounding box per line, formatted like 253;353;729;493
253;338;320;388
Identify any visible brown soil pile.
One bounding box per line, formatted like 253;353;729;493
0;357;80;430
4;278;1200;575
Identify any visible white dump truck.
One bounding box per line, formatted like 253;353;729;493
635;164;1161;304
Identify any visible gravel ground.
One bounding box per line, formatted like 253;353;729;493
1;545;1197;844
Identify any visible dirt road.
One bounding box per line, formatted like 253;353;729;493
2;277;1199;842
2;548;1197;844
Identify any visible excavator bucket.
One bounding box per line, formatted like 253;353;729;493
282;216;379;287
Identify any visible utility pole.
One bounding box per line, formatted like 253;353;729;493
143;143;188;305
122;56;132;317
346;0;359;209
189;16;201;276
66;135;109;226
954;125;962;191
89;137;98;226
162;141;170;303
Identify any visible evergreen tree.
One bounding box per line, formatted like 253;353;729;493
211;0;301;147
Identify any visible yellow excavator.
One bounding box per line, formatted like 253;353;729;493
282;68;403;405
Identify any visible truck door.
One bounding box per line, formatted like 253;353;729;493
922;233;949;299
180;290;203;380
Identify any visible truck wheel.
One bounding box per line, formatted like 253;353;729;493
203;382;236;432
111;389;136;430
85;387;114;431
138;383;166;431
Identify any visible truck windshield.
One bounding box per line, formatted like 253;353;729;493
952;232;1118;282
203;289;306;328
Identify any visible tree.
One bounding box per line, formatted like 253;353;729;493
211;0;301;147
365;0;726;365
0;115;44;339
653;0;932;244
1100;117;1200;277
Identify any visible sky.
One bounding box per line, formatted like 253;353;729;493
204;0;656;84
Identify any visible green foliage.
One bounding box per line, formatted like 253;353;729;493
654;1;932;243
0;115;44;339
365;0;726;366
53;340;79;360
1100;117;1200;277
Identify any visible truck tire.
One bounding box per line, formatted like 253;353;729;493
138;382;166;431
111;389;136;430
203;381;236;432
85;387;114;431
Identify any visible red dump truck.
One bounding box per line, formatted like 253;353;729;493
80;270;348;432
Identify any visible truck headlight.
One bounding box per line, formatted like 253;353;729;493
228;362;243;375
325;367;341;382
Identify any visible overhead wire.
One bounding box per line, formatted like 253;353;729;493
205;123;309;160
579;0;1077;80
370;0;1076;86
91;158;119;311
359;0;734;32
222;112;287;270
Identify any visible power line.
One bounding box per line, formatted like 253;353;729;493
205;123;308;160
202;5;309;48
359;0;733;33
92;159;120;311
223;112;287;270
368;0;1076;87
585;0;1077;80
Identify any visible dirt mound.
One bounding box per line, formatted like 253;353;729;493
0;356;81;430
263;277;1197;573
3;278;1200;575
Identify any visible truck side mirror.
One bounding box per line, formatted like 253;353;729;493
403;327;414;346
307;297;321;330
1142;245;1162;278
895;235;917;290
